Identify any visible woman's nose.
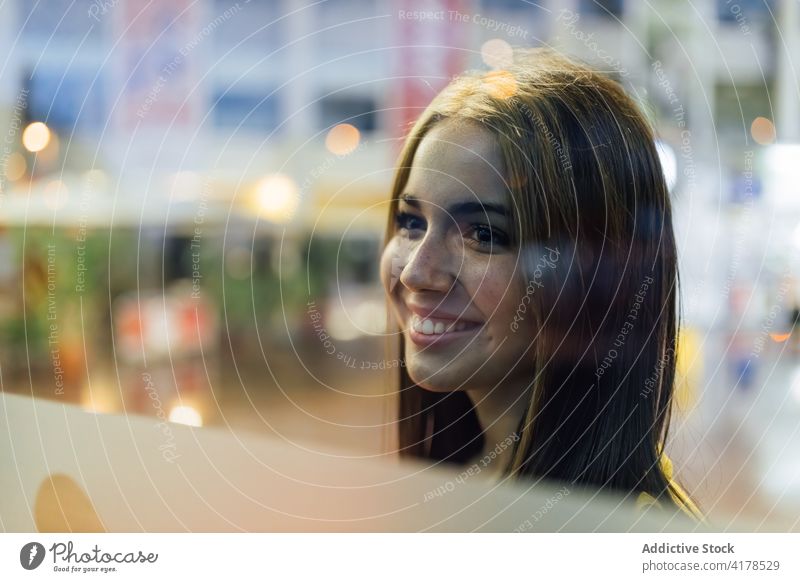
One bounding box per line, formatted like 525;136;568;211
398;232;456;293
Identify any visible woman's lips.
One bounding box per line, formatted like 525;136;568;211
406;313;483;347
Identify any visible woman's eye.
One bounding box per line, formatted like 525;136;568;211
395;211;425;232
470;224;509;249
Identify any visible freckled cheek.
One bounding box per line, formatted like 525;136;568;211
465;261;520;320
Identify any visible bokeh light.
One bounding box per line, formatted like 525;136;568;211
5;152;27;181
168;405;203;427
482;70;517;99
225;246;252;280
481;38;513;70
325;123;360;156
255;173;299;223
43;180;69;211
22;121;51;153
751;116;776;145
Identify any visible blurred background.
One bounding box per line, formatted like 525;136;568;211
0;0;799;529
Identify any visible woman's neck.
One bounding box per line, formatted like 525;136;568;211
466;380;532;476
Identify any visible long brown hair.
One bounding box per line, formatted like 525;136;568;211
384;49;691;510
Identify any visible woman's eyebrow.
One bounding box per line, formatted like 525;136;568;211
400;193;508;218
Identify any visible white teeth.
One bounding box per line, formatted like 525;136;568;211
410;314;477;335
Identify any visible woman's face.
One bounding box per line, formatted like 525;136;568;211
380;119;535;393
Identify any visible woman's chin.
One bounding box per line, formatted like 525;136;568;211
414;381;462;393
406;363;472;392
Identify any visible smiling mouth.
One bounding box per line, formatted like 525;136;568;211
408;313;482;339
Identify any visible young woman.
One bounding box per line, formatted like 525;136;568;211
379;48;702;520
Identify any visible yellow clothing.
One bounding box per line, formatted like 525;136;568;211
636;455;706;523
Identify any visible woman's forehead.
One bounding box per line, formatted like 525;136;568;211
405;120;509;207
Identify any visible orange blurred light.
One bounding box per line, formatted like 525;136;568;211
5;152;27;181
770;332;792;343
325;123;360;156
751;117;776;145
169;405;203;427
483;70;517;99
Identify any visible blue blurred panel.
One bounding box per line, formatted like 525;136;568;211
211;0;285;52
479;0;552;15
315;0;384;64
28;67;106;131
717;0;776;21
211;90;280;132
17;0;105;41
576;0;625;18
319;94;376;132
